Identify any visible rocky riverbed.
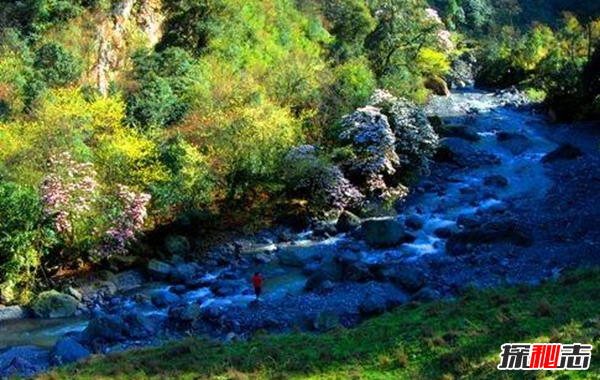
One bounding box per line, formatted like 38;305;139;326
2;88;599;379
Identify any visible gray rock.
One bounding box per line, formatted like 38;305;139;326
62;285;83;301
336;211;361;233
542;143;583;163
147;259;173;279
0;347;48;379
171;262;201;283
446;219;533;256
302;261;321;276
277;242;326;267
165;235;191;257
436;124;480;142
0;305;27;321
210;280;242;297
436;138;499;167
123;312;156;338
361;218;405;248
31;291;81;319
50;337;90;365
380;265;426;293
360;291;388;316
114;270;145;291
83;314;126;343
345;261;374;282
313;221;337;237
169;304;201;324
150;290;181;308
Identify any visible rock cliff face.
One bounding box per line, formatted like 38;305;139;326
92;0;164;95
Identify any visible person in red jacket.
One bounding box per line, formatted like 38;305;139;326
252;272;264;301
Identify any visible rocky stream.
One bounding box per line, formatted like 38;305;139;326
1;88;599;379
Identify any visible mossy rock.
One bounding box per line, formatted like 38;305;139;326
31;290;81;319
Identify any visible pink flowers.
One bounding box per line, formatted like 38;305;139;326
42;152;151;258
93;185;151;258
41;152;98;234
424;8;455;51
425;8;443;24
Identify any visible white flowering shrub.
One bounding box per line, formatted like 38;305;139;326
282;145;364;212
335;90;439;203
369;90;439;174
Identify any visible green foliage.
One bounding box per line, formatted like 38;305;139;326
476;13;600;119
47;268;600;379
0;182;53;301
321;0;376;61
0;0;462;292
34;42;83;87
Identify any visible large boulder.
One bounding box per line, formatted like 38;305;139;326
360;290;389;316
210;280;243;297
50;337;91;365
0;346;48;379
446;219;533;256
165;235;191;257
361;218;405;248
83;314;126;343
542;143;583;164
150;290;181;308
0;305;27;321
31;291;81;319
436;124;480;142
277;242;327;267
123;312;156;338
336;211;361;233
147;259;173;279
171;262;201;283
379;265;426;293
424;75;450;96
435;138;499;167
169;304;202;325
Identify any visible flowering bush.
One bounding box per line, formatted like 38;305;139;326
282;145;363;212
369;90;439;174
41;152;151;260
41;152;98;235
92;185;151;258
340;106;400;198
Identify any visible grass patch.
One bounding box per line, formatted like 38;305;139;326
43;269;600;379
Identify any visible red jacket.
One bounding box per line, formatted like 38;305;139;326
252;274;263;288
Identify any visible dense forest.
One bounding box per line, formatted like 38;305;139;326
0;0;599;302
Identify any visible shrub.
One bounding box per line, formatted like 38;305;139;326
282;145;363;212
0;181;54;301
34;42;83;87
369;90;439;174
328;58;377;116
